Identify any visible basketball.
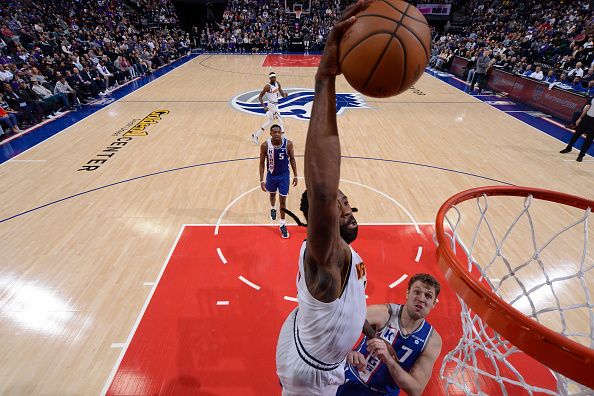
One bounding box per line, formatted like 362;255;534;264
339;0;431;97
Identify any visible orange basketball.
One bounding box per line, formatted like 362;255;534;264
339;0;431;98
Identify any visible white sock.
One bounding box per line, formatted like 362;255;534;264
271;206;276;211
255;127;264;137
280;219;286;226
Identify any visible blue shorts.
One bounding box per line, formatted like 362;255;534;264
336;380;387;396
336;367;400;396
266;172;290;196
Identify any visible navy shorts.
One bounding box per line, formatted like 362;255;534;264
266;172;290;196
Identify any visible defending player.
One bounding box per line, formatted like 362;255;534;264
336;274;443;396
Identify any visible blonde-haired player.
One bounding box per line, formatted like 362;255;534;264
252;71;287;144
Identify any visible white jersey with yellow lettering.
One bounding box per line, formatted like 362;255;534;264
276;240;367;396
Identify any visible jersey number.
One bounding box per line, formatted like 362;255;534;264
279;153;285;160
398;346;413;363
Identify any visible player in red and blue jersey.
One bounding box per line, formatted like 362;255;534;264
336;274;442;396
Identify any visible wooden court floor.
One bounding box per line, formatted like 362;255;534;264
0;54;592;395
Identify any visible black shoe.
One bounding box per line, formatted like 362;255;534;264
577;156;584;162
270;208;277;221
280;224;289;239
560;148;572;154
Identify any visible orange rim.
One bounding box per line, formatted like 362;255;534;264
435;186;594;388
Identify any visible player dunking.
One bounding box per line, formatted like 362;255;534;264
336;274;443;396
259;124;298;238
252;71;287;144
275;2;374;395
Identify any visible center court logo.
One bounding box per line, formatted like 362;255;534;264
230;88;368;120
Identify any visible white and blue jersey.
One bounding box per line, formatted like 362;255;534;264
336;304;434;396
265;137;291;196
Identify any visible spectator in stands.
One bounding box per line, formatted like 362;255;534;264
0;95;22;135
70;68;98;99
0;64;13;82
529;66;544;81
0;0;191;132
53;77;78;109
571;76;587;93
582;67;594;83
31;79;69;112
82;64;106;96
523;65;533;77
568;62;585;79
3;82;43;126
96;60;116;91
543;70;557;83
17;81;56;119
435;50;451;70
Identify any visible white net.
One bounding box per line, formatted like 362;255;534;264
438;192;594;396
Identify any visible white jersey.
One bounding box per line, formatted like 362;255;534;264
295;240;367;366
265;82;281;104
276;240;367;395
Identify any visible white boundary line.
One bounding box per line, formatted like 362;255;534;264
340;178;421;233
216;300;230;305
214;186;260;235
9;159;47;163
100;224;186;396
283;296;298;302
216;247;228;264
214;178;422;235
542;117;571;130
415;246;423;263
1;53;196;166
238;275;261;290
389;274;409;289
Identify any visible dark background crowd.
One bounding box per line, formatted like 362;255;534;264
0;0;191;139
429;0;594;95
197;0;593;98
198;0;346;53
1;0;592;139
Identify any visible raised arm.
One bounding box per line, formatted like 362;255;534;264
304;1;366;269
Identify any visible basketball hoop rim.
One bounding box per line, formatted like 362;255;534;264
435;185;594;389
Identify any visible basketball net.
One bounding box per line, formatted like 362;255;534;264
438;193;593;396
295;9;302;19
